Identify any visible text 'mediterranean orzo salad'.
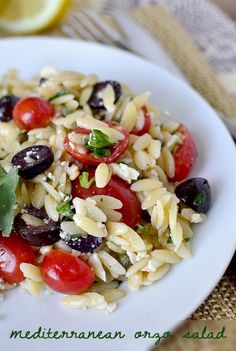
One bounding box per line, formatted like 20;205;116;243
0;67;211;312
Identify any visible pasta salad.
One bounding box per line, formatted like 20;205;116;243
0;67;211;312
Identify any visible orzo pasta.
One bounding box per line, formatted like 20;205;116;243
0;68;211;313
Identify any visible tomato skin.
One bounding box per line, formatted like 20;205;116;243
72;169;141;228
0;232;35;284
170;124;197;182
64;121;129;166
13;97;54;131
40;250;95;294
131;106;151;136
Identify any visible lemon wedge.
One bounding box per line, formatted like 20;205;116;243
0;0;71;34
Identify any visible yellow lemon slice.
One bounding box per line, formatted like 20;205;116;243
0;0;71;34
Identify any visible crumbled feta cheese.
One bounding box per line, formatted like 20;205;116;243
24;155;34;164
110;163;139;184
192;214;204;223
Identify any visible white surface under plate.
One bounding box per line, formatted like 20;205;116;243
0;37;236;351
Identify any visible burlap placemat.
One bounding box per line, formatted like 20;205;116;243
1;0;235;320
132;5;236;119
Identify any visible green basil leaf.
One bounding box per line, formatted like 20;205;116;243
56;201;75;220
79;172;95;189
0;167;19;236
84;129;116;159
87;129;112;149
0;166;7;186
92;148;111;158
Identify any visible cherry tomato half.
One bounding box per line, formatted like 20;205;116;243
13;97;54;131
64;121;129;166
0;232;35;284
72;169;141;228
40;250;95;294
131;106;151;136
170;124;197;182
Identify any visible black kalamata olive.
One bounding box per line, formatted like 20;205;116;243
64;234;103;253
14;208;60;246
0;95;19;122
88;81;121;109
175;177;211;213
11;145;54;179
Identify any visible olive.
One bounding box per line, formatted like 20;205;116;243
11;145;54;179
14;208;60;246
0;95;19;122
64;234;103;253
88;81;121;109
175;177;211;213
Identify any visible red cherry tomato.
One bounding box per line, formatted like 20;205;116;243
64;121;129;166
40;250;95;294
170;124;197;182
72;169;141;228
131;106;151;136
13;97;54;131
0;232;35;284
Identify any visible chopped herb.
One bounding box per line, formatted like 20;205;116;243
92;148;111;158
48;90;69;102
135;223;152;234
84;129;116;158
18;131;28;143
193;191;206;207
79;172;95;189
56;200;75;220
167;236;173;244
185;238;190;243
0;166;19;236
45;175;52;183
87;129;115;149
66;233;86;241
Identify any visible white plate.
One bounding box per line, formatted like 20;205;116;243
0;38;236;351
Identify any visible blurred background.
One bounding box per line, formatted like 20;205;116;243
214;0;236;20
